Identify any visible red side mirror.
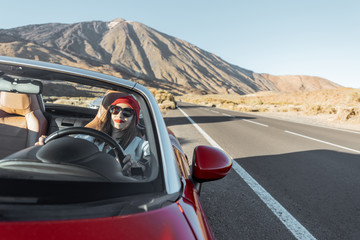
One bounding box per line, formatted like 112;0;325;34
192;145;232;182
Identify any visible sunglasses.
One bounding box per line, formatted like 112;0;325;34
110;105;134;118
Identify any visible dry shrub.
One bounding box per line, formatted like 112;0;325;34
158;100;176;110
45;96;92;107
304;105;325;115
329;107;337;114
150;88;176;109
334;107;360;121
288;106;302;112
349;92;360;103
234;105;252;112
246;97;263;105
221;102;235;110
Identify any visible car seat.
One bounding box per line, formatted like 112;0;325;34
0;92;48;158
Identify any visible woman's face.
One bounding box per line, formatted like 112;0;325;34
110;103;135;130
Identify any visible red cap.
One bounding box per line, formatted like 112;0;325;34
111;95;140;124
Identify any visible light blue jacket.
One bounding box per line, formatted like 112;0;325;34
76;135;150;162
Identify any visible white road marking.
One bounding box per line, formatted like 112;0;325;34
285;131;360;154
313;125;360;135
222;113;232;117
178;107;220;148
240;111;360;135
178;107;316;240
211;110;219;114
243;119;269;127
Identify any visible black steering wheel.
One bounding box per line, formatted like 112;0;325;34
45;127;126;167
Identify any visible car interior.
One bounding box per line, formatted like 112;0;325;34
0;75;159;184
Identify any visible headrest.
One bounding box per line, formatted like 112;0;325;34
0;92;40;116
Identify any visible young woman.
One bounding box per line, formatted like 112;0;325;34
79;92;150;176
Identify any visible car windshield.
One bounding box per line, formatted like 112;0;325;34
0;63;165;206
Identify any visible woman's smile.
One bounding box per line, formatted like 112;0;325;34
114;119;124;123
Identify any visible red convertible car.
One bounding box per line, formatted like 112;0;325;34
0;56;232;239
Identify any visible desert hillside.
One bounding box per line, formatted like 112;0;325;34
261;74;341;93
0;18;340;95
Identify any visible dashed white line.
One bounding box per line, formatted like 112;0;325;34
315;125;360;135
210;110;219;114
242;119;269;127
285;131;360;154
222;113;232;117
178;107;316;240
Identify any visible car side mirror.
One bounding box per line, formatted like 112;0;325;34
192;145;232;183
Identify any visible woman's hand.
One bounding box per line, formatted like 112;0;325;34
122;154;145;176
35;135;47;145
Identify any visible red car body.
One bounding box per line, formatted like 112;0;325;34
0;142;231;240
0;184;209;240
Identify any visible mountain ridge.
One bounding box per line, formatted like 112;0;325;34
0;19;341;95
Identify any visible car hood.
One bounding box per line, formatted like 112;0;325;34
0;203;195;240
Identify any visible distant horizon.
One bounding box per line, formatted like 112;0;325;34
1;0;359;88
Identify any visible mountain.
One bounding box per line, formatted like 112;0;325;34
260;74;341;93
0;18;341;95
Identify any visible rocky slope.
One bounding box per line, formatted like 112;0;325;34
261;74;341;93
0;18;341;95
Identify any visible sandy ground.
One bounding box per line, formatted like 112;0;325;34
177;88;360;133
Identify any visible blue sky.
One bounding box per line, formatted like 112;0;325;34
1;0;359;88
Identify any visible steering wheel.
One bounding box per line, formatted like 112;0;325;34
44;127;126;167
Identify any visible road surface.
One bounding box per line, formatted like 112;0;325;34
163;102;360;240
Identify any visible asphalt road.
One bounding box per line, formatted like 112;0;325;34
163;102;360;240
